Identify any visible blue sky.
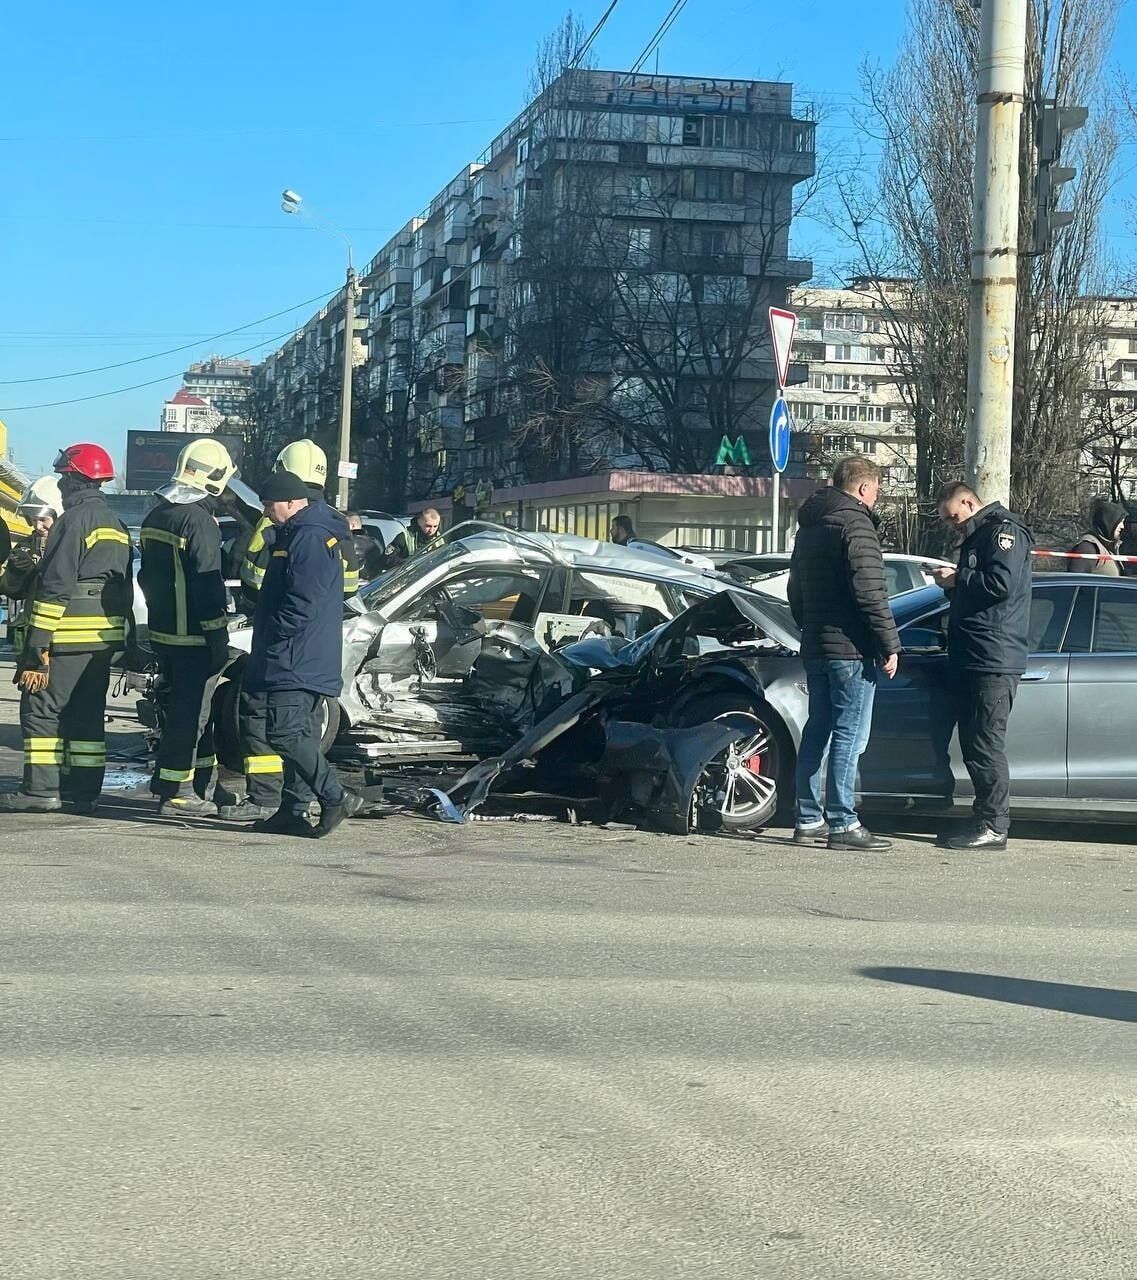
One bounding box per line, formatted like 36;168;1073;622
1;0;1134;479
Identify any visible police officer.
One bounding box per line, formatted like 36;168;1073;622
243;471;361;837
1;476;63;654
220;439;360;822
139;439;243;817
0;444;132;815
932;481;1034;850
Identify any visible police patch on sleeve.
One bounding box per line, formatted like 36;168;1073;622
996;523;1016;552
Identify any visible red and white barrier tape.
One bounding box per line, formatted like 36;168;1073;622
1032;549;1137;563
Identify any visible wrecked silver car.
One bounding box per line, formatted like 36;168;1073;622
192;525;803;828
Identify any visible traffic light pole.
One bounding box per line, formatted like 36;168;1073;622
337;265;357;511
964;0;1028;506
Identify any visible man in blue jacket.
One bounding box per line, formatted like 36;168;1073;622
244;472;360;837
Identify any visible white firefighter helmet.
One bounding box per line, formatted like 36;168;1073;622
274;438;327;487
17;474;64;522
155;437;237;504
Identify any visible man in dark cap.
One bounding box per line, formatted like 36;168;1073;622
1068;498;1126;575
241;472;360;837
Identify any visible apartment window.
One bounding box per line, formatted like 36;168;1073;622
680;223;739;257
629;174;654;199
627;226;653;266
823;434;857;453
824;311;865;332
687;114;749;149
679;168;745;202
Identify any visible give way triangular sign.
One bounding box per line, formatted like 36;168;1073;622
769;306;797;390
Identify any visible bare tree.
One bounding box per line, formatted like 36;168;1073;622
833;0;1120;533
504;12;820;477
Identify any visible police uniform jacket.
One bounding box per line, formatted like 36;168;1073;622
138;498;228;647
24;487;132;654
946;503;1034;675
240;501;359;604
244;502;348;698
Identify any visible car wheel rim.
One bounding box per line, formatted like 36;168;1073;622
701;712;779;822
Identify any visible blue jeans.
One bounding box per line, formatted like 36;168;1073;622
795;658;878;832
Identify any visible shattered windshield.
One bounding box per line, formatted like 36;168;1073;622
357;543;467;613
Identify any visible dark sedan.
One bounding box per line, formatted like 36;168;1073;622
858;574;1137;820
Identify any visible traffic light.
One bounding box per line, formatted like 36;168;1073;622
1030;98;1088;255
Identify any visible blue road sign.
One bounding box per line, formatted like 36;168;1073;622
769;395;792;473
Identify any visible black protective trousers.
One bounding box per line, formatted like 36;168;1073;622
954;671;1019;835
21;649;113;801
263;689;344;819
238;688;285;808
151;646;220;799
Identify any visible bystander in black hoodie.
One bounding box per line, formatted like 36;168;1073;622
1069;498;1126;576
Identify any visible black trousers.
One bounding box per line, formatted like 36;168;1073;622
264;689;344;818
955;671;1019;835
152;646;220;799
238;688;284;808
21;649;113;801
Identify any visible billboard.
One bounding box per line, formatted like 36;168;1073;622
124;430;244;494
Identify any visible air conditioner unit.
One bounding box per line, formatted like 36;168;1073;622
683;119;700;141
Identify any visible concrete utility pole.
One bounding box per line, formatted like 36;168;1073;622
964;0;1029;505
336;265;358;511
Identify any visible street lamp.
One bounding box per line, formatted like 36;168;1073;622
280;188;358;509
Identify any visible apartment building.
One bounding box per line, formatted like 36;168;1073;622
787;281;917;492
256;69;816;508
181;357;254;421
1084;297;1137;500
160;388;221;434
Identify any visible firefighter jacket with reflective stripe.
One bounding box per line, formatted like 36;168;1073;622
24;488;132;654
138;498;228;647
0;537;46;653
240;501;360;603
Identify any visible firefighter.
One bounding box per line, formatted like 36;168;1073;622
220;439;360;822
138;438;242;817
1;476;64;653
0;444;132;815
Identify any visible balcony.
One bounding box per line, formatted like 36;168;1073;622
443;203;468;245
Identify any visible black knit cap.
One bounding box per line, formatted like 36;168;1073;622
260;472;311;502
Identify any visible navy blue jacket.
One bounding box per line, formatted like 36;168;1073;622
244;501;348;696
946;503;1034;675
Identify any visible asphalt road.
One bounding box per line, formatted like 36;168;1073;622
0;673;1133;1278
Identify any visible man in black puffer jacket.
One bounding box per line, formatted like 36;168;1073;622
788;456;900;851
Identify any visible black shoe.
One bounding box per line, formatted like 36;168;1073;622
944;824;1007;850
62;798;100;816
157;795;218;818
218;801;277;822
794;822;829;846
828;825;891;851
251;810;314;837
213;785;241;808
312;789;364;838
0;791;61;813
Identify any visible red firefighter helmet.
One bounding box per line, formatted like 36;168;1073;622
54;443;115;482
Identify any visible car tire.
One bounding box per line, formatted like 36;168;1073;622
674;693;790;830
212;676;341;775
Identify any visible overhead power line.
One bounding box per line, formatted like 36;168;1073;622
626;0;690;77
0;290;336;386
0;330;298;413
572;0;620;66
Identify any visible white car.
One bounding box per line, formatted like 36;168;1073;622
711;551;956;602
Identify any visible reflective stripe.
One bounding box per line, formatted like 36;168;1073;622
30;608;63;632
199;616;227;632
159;767;194;783
30;602;65;619
195;755;216;769
56;614;125;630
26;750;63;765
149;631;206;647
67;740;105;751
51;629;125;645
271;550;288;558
84;528;131;550
325;536;339;548
140;528;187;549
245;754;284;775
25;736;62;749
242;560;266;585
67;740;107;767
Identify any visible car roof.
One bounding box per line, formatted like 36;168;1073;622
890;573;1137;627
